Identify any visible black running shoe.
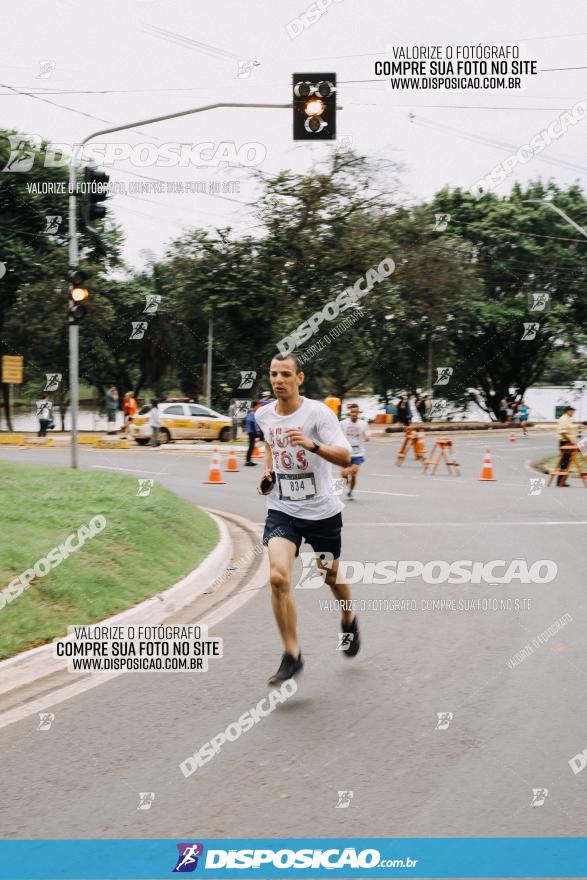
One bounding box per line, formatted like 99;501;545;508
340;616;360;658
267;651;303;686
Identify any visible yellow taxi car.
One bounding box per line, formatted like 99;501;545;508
130;401;233;445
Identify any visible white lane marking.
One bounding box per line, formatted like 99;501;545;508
366;473;403;478
354;489;418;497
92;465;169;475
369;471;549;490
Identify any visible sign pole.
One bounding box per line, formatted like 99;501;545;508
1;357;24;431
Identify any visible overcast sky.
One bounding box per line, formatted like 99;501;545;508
3;0;586;267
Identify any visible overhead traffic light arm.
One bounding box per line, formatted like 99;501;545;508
67;100;336;469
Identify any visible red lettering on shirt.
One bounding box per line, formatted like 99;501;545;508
296;449;309;471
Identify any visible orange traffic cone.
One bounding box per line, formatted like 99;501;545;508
479;449;496;481
204;448;226;484
415;429;426;459
224;447;240;472
252;440;263;458
509;433;516;444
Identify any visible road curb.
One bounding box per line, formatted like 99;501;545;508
0;511;231;699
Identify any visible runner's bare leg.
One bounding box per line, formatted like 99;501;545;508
267;536;300;657
317;557;354;625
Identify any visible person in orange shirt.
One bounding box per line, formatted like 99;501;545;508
123;391;138;436
324;394;342;419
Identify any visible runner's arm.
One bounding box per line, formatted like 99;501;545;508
314;442;352;467
264;441;273;472
285;428;351;468
257;425;275;494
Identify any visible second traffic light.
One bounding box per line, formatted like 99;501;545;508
68;269;89;324
293;73;336;140
80;165;110;230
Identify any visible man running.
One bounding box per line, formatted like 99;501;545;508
340;403;370;499
256;353;360;686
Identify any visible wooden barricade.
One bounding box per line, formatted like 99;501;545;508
396;426;419;465
547;443;587;487
422;436;460;476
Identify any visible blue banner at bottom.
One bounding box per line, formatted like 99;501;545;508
0;838;585;879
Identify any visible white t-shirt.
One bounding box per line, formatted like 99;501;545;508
255;397;352;520
36;400;53;420
340;417;369;458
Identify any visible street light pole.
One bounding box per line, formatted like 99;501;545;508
206;313;213;409
67;101;294;468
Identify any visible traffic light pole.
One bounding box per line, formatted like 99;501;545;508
68;155;81;468
67;102;291;469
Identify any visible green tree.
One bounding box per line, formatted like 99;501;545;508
427;180;587;417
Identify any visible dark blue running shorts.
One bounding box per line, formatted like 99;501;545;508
263;509;343;560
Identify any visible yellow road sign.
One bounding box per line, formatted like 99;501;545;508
1;355;24;384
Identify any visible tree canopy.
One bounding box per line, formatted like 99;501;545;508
1;130;585;423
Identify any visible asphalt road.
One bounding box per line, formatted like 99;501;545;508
0;432;586;840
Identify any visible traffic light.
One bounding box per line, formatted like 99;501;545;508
293;73;336;140
79;165;110;230
68;269;89;324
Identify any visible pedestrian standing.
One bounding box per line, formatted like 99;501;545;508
36;394;53;437
407;392;420;423
556;405;577;486
229;399;239;441
324;393;342;419
123;391;137;437
397;396;410;426
149;399;161;448
244;401;258;466
424;396;432;422
417;395;427;422
104;386;118;434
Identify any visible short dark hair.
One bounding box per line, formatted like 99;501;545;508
272;352;302;373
